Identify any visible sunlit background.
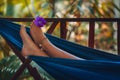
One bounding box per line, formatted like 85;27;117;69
0;0;120;80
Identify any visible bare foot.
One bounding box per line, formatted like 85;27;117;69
20;25;48;57
30;21;46;45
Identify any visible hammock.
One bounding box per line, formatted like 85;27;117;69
0;19;120;80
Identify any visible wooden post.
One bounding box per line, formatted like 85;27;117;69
6;40;44;80
88;21;95;48
60;21;67;39
11;59;31;80
47;21;58;34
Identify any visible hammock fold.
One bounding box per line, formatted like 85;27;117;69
0;19;120;80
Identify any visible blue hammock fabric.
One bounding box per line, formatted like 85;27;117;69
0;19;120;80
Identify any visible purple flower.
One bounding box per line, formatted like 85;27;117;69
34;16;46;27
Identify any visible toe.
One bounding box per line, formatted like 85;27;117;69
20;25;26;34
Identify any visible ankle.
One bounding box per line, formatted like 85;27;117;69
41;39;51;50
36;34;45;44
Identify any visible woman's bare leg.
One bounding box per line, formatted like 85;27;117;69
20;25;48;57
30;21;80;60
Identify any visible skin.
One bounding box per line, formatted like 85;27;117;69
20;25;48;57
20;21;81;60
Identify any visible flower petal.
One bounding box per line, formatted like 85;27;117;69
34;16;46;28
